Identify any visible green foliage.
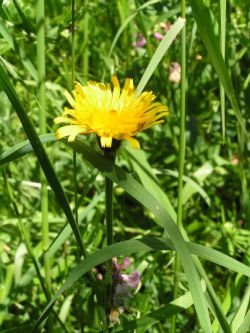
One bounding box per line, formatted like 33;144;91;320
0;0;249;332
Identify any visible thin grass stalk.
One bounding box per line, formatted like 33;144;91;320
105;176;114;317
36;0;51;299
105;177;114;246
220;0;226;143
171;0;186;332
193;257;232;333
71;2;83;330
82;5;89;84
3;169;70;333
71;0;78;227
71;2;108;330
102;150;116;322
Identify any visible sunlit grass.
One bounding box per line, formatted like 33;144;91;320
0;1;249;332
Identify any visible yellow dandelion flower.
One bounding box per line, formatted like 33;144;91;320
54;76;169;149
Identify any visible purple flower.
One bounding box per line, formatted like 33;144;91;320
119;270;140;289
132;34;146;48
113;257;131;271
154;22;173;41
111;257;140;307
154;32;164;40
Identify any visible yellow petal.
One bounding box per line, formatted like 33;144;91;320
56;125;85;141
100;136;112;148
54;116;73;125
55;76;168;149
124;78;134;91
64;90;77;108
112;76;121;109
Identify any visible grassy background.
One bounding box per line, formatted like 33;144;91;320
0;0;249;332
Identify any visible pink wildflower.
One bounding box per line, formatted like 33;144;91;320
154;32;164;40
132;34;146;48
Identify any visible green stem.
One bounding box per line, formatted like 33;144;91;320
71;2;82;330
105;176;114;319
105;177;114;246
82;8;89;84
3;169;69;333
103;150;115;321
71;0;78;226
70;3;108;331
36;1;53;330
220;0;226;143
171;1;186;332
36;0;51;298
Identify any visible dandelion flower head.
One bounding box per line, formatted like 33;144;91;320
55;76;169;149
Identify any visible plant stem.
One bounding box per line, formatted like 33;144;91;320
171;1;186;332
37;1;53;330
71;0;78;238
105;176;114;318
71;3;108;331
71;2;83;331
3;169;70;333
103;151;115;320
36;0;51;298
220;0;226;143
105;177;114;246
82;6;89;84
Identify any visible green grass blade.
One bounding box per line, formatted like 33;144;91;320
35;234;249;328
219;0;226;142
67;138;212;333
125;147;177;222
0;63;86;258
189;243;250;277
13;0;35;33
33;238;164;327
193;257;232;333
108;0;160;58
236;309;250;333
0;19;37;80
189;0;248;138
165;169;211;206
112;281;206;332
1;137;249;278
46;193;103;260
0;134;56;165
136;17;185;95
231;286;250;333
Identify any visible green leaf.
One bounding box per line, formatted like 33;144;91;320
0;63;85;258
4;133;250;331
67;138;212;333
35;235;250;328
112;281;206;332
236;309;250;333
136;16;185;95
231;286;250;333
125;147;177;222
108;0;161;58
189;0;248;138
0;19;37;80
0;134;55;165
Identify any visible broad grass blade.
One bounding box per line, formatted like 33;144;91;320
35;234;250;328
189;0;248;138
67;138;212;333
136;17;185;95
108;0;160;58
231;286;250;333
0;63;86;258
112;281;206;332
